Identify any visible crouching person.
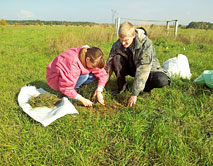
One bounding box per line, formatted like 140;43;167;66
46;46;108;107
106;22;170;106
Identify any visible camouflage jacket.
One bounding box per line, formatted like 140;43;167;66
107;28;165;96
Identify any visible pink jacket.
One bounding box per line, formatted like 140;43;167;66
46;46;109;98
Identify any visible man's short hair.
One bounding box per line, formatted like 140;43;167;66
119;22;135;38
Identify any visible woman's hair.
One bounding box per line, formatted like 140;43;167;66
119;22;135;38
79;47;105;68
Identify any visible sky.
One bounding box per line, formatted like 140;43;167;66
1;0;213;25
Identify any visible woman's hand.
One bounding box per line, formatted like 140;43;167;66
78;96;93;107
92;91;105;105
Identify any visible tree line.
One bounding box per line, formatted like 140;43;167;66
0;19;98;26
1;19;213;29
186;21;213;29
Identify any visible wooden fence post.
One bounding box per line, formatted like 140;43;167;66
166;21;170;35
174;20;178;38
115;17;120;37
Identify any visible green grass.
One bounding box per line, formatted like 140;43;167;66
0;25;212;165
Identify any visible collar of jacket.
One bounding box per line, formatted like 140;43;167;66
127;36;145;53
134;35;147;50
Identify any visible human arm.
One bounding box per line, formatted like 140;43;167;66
128;39;154;106
91;68;108;105
92;90;105;105
57;61;94;106
78;96;93;107
59;74;94;107
128;63;151;107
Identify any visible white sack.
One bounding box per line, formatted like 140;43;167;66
162;54;192;79
18;85;78;127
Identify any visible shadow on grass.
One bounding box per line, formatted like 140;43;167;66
27;80;63;96
105;78;117;91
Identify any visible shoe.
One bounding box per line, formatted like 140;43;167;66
120;82;128;93
112;90;122;96
112;83;128;96
168;79;172;86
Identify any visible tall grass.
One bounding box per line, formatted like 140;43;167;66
46;25;116;54
0;25;212;165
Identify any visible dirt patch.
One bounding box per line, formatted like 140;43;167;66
86;101;125;116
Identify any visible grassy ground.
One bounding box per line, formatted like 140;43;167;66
0;25;212;165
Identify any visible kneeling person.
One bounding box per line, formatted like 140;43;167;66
46;46;108;107
106;22;170;106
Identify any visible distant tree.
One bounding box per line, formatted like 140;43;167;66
5;20;98;26
39;22;44;26
0;19;8;25
186;21;213;29
14;22;20;26
33;23;39;26
150;24;155;28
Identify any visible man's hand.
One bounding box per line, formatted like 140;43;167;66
92;91;105;105
128;95;137;107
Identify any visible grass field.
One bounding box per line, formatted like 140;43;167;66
0;25;212;165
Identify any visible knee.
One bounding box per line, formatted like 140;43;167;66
112;55;127;75
112;55;125;65
87;73;97;82
157;72;170;87
150;72;170;88
79;74;89;82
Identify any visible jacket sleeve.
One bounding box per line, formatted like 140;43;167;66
131;40;153;96
57;61;81;98
92;68;109;88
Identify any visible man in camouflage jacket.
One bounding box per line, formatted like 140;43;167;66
106;22;170;106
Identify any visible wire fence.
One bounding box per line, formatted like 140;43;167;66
115;17;178;38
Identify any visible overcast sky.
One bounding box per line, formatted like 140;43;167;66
1;0;213;25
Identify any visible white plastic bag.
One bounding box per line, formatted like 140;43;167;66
162;54;192;79
18;86;78;127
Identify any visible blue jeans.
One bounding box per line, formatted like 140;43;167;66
75;73;96;89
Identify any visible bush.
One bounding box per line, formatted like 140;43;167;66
0;19;8;26
186;21;213;29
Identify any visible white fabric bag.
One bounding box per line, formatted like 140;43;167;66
18;86;78;127
162;54;192;79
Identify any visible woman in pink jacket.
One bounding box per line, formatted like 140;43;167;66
46;46;108;107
